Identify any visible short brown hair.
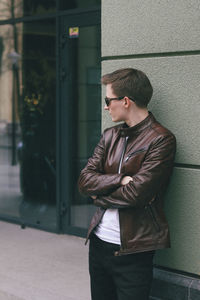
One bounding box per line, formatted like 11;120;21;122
101;68;153;107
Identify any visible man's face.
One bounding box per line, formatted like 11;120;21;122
104;84;126;123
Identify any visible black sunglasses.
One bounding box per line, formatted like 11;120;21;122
104;96;134;106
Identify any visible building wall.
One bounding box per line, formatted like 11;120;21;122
102;0;200;275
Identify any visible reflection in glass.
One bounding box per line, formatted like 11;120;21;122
0;20;56;229
0;0;56;20
70;25;101;229
60;0;100;11
23;0;56;17
0;0;22;20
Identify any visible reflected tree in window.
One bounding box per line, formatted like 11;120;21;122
20;20;56;203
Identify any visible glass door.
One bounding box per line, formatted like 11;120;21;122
0;19;57;231
60;10;101;236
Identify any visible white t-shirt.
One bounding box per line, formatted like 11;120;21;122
94;208;121;245
95;136;128;245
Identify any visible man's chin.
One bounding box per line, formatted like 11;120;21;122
112;117;121;123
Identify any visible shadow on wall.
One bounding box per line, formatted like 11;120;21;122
154;167;200;275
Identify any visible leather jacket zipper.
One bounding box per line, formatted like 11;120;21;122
118;136;128;252
125;147;147;162
118;136;128;174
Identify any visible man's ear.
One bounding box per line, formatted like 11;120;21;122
124;96;131;107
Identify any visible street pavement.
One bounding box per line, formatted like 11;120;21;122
0;221;90;300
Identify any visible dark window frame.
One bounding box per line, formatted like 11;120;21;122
0;1;101;235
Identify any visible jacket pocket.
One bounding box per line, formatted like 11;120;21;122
125;147;147;162
146;203;160;232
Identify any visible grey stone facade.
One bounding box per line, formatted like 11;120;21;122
102;0;200;297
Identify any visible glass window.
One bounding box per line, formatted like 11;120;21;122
68;25;101;229
59;0;100;11
23;0;56;16
0;19;57;230
0;0;56;20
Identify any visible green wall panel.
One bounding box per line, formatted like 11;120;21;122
102;0;200;56
102;56;200;165
155;167;200;275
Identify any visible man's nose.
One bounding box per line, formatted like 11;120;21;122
104;105;109;110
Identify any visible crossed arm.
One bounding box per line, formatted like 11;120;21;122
91;176;133;199
78;131;176;209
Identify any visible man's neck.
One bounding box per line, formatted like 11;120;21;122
125;108;149;127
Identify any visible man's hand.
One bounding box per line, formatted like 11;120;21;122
121;176;133;186
91;176;133;199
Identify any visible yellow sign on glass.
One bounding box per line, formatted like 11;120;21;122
69;27;79;38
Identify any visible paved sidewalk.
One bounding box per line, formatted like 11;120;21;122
0;221;90;300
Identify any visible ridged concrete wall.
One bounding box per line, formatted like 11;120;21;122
102;1;200;56
102;0;200;275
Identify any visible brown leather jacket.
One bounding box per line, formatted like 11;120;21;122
78;112;176;255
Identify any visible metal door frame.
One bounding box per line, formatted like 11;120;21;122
57;9;101;236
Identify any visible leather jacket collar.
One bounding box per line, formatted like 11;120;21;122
119;111;156;137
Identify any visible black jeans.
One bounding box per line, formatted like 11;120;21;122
89;234;154;300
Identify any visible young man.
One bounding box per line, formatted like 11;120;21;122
78;68;176;300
